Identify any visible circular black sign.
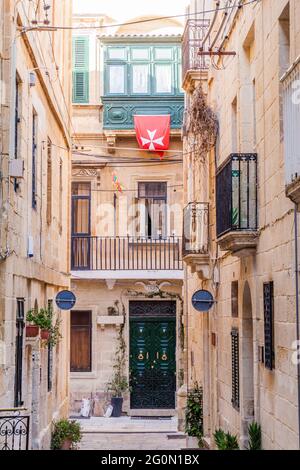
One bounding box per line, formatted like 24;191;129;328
192;289;214;312
55;290;76;310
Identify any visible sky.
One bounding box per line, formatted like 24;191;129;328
72;0;190;23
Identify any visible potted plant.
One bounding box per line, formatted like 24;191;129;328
26;324;40;338
26;305;61;347
106;321;130;417
107;374;130;417
51;419;82;450
185;382;204;448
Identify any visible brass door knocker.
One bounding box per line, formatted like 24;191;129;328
138;352;144;360
161;353;168;361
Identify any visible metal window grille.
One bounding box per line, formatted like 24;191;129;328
231;329;240;410
47;300;53;392
14;299;25;408
32;112;37;209
263;282;274;370
46;138;52;224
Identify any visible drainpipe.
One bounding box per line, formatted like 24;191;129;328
294;204;300;449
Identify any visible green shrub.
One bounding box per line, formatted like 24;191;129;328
214;428;239;450
185;383;203;447
51;419;82;450
248;421;262;450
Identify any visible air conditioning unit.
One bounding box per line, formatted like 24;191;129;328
9;159;24;178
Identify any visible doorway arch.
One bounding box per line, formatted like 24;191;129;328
240;281;255;445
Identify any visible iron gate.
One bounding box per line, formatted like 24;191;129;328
0;411;30;450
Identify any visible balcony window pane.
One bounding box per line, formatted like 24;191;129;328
155;48;173;60
108;47;126;60
73;200;89;234
72;182;90;196
132;48;149;60
155;64;172;93
108;65;125;93
132;65;149;93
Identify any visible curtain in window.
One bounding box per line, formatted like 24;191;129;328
155;64;172;93
138;182;167;238
132;65;148;93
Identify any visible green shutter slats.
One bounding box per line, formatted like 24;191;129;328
73;36;89;103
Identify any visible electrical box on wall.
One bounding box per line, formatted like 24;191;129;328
28;236;34;258
29;71;37;87
9;159;24;178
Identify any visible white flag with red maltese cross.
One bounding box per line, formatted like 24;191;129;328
134;115;170;158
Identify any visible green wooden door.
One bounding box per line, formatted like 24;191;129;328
130;308;176;409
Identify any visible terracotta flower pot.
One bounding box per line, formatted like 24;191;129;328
60;438;72;450
26;325;40;338
41;329;50;340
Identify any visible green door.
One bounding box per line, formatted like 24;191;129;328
129;301;176;409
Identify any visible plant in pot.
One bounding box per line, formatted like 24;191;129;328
51;419;82;450
107;374;130;417
185;382;204;448
106;321;130;417
26;305;61;347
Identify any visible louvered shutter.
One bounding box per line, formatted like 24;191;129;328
73;36;89;103
264;282;274;370
231;329;240;409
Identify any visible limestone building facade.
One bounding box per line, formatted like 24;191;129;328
0;0;72;449
182;0;300;450
70;10;185;419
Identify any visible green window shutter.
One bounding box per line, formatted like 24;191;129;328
73;36;89;103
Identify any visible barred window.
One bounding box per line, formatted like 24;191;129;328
231;329;240;410
263;282;275;370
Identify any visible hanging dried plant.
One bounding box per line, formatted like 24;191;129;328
186;84;218;160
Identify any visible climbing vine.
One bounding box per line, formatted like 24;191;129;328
107;299;129;397
186;83;218;161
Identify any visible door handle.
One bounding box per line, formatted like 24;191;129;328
156;352;159;360
146;352;149;360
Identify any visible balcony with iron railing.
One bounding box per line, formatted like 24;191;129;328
182;19;210;90
182;202;210;279
281;55;300;210
71;236;183;278
216;153;258;256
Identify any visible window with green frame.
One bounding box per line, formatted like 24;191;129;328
104;44;182;97
73;36;89;103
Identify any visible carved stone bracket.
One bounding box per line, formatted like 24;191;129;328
106;133;117;154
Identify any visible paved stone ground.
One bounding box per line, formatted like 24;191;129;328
76;417;186;450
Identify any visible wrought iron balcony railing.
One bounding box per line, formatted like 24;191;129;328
71;236;183;271
0;410;30;450
183;202;209;257
182;19;210;80
216;153;258;238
